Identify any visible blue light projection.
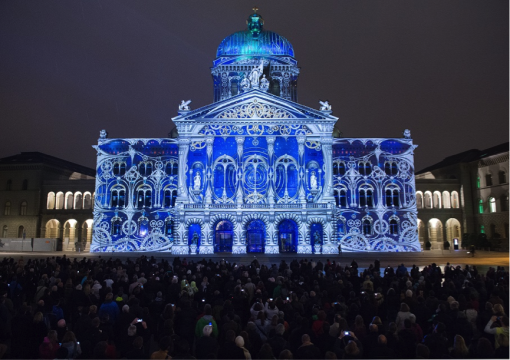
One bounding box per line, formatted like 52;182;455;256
91;10;420;254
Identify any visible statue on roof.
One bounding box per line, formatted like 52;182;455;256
179;100;191;111
260;74;269;92
403;129;411;139
319;101;332;111
99;129;108;139
248;60;264;89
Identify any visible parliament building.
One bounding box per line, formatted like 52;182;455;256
90;11;420;253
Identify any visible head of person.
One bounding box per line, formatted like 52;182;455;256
235;336;245;348
400;303;410;313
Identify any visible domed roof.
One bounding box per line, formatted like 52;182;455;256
216;11;295;58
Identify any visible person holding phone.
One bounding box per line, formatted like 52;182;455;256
60;331;82;359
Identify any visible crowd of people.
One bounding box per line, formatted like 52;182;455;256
0;254;508;359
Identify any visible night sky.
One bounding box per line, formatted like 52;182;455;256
0;1;508;171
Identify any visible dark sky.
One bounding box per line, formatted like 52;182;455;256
0;1;508;171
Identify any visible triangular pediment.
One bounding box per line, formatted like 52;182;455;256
172;89;338;122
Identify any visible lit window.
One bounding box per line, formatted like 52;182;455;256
20;201;27;216
489;197;496;213
479;199;484;214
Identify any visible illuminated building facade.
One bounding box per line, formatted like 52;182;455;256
91;11;420;253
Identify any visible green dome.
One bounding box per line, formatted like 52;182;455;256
216;12;295;57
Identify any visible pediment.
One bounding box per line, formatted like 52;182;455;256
172;89;338;123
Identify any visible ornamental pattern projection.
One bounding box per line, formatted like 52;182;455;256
91;139;179;252
90;10;420;254
333;139;420;252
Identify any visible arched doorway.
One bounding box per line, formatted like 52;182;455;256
82;219;93;246
246;219;265;253
214;220;233;253
188;223;202;249
45;219;60;238
445;218;461;244
310;223;323;253
64;219;78;244
428;218;443;245
278;219;298;253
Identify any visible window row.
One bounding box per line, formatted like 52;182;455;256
111;186;177;209
478;196;509;214
337;217;400;236
111;161;178;177
332;161;399;177
416;191;460;209
47;192;94;210
111;216;173;237
1;225;27;238
5;179;28;191
334;185;400;208
477;171;507;188
3;201;28;216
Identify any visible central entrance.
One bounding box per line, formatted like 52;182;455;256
214;220;233;253
278;219;298;253
246;219;265;253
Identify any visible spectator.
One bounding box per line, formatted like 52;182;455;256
295;334;320;359
484;315;509;349
195;304;218;338
195;325;218;359
150;336;172;359
450;334;469;359
98;292;120;324
236;335;252;359
39;330;60;359
218;330;245;359
395;303;415;330
126;336;145;359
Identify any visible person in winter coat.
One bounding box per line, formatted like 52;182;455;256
235;336;252;360
395;303;416;330
61;331;82;359
195;304;218;338
295;334;321;359
39;330;61;359
98;293;120;324
195;325;218;359
484;316;509;349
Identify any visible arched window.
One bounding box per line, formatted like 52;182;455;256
139;162;152;176
501;195;509;212
384;162;391;175
442;191;451;209
363;219;372;236
433;191;442;208
22;179;28;190
389;218;399;235
385;186;400;207
391;162;398;175
339;189;347;207
2;225;7;237
424;192;432;209
489;197;496;213
338;162;346;176
6;179;11;191
485;174;493;187
47;192;56;209
135;185;151;209
74;192;83;209
164;218;173;238
113;162;126;176
19;201;27;215
65;192;74;209
384;162;398;176
111;217;122;236
359;185;373;207
164;188;178;208
416;192;423;209
138;216;149;237
4;201;10;216
451;191;459;209
499;171;506;184
83;192;92;209
478;199;484;214
359;162;371;176
56;192;64;209
17;225;24;238
111;186;126;208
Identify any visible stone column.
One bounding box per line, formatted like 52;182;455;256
177;138;190;202
297;135;307;205
267;136;276;206
235;136;245;206
321;136;335;203
205;137;214;206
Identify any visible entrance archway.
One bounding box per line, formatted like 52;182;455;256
246;219;265;253
310;223;323;253
188;223;201;248
428;218;443;244
214;220;233;253
278;219;298;253
445;218;461;244
45;219;60;238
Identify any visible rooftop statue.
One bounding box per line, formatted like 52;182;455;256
179;100;192;111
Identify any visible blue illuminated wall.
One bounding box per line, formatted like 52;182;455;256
91;138;179;252
333;139;420;252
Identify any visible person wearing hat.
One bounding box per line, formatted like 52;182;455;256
235;335;252;359
195;304;218;338
195;325;218;359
